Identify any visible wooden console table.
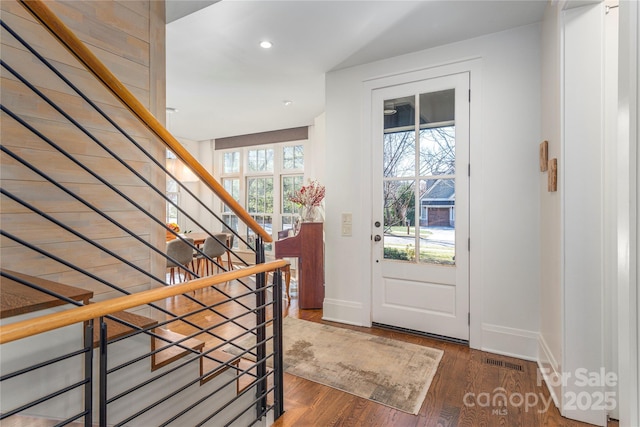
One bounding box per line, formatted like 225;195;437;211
274;222;324;309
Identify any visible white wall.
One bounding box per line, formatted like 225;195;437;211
563;4;606;424
324;23;541;358
539;2;564;406
539;2;629;424
603;1;620;421
618;1;640;424
173;138;205;233
306;113;326;185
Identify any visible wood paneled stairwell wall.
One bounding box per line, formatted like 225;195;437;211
0;0;167;309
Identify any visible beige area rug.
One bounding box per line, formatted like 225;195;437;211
224;317;443;414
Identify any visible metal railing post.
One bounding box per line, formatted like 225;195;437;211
84;319;94;427
254;236;267;418
2;5;284;424
99;317;107;427
272;268;285;419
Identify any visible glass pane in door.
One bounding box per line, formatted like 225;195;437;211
419;126;456;175
372;72;469;341
383;179;416;262
383;130;415;178
382;94;418;263
418;178;455;265
383;95;414;130
417;89;456;266
419;89;455;125
381;89;457;266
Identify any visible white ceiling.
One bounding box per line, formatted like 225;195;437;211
165;0;546;141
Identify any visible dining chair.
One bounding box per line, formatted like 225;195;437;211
166;237;195;284
194;233;227;276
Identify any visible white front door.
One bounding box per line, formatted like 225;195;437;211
371;73;470;342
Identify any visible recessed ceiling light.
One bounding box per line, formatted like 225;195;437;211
259;40;273;49
383;103;396;115
283;100;293;107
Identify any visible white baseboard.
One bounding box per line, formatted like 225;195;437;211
481;323;539;361
537;334;561;409
322;298;368;326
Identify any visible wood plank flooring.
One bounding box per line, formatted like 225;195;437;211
165;279;619;427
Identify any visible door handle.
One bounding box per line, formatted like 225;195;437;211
374;235;382;242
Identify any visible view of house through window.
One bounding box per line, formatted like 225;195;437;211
383;90;456;265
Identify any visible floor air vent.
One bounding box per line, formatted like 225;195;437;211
485;357;503;367
504;361;524;371
484;357;524;372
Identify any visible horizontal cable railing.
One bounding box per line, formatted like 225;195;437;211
0;317;94;425
1;17;252;274
1;263;286;426
18;0;271;244
1;0;285;425
0;262;286;344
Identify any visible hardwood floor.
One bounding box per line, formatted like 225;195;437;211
166;279;619;427
281;293;620;426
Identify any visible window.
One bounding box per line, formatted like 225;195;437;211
247;177;274;216
222;178;240;208
282;175;304;230
279;144;304;232
222;178;240;247
166;150;179;223
224;151;240;173
216;142;305;253
166;179;179;223
382;90;456;265
248;148;274;172
283;145;303;170
246;177;273;249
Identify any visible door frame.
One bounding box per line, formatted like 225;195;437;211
362;58;483;349
370;73;470;341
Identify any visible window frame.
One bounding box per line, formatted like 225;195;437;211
166;150;180;224
215;141;306;254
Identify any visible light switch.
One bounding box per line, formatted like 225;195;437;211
341;213;352;237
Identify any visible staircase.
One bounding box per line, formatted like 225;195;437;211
1;270;93;318
0;0;285;424
1;272;267;426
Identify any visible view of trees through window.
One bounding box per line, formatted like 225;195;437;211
166;150;179;224
215;144;304;252
222;178;240;248
383;90;456;265
247;177;274;229
248;148;274;172
383;126;456;229
282;175;304;230
166;142;304;253
283;145;304;169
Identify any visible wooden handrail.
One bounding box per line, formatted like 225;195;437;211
0;260;288;344
18;0;272;243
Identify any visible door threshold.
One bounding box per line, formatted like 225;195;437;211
372;322;469;346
